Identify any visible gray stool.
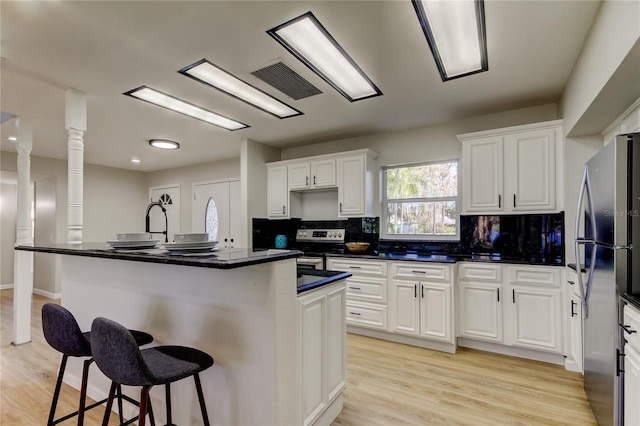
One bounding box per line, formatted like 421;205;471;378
42;303;154;426
90;316;214;426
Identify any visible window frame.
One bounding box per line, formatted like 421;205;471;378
381;159;460;241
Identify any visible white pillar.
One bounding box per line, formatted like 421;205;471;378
13;117;34;345
65;88;86;244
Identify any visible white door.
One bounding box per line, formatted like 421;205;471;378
458;282;503;342
625;345;640;426
461;136;504;213
509;287;562;353
193;181;240;248
311;159;336;188
149;185;180;242
337;156;365;217
388;279;419;336
419;282;452;342
288;162;311;190
267;166;289;218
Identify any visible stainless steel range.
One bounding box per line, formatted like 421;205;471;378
295;228;345;270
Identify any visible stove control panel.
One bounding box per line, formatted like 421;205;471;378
296;228;345;242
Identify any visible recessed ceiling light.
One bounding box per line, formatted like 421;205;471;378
7;136;17;141
267;11;382;102
412;0;488;81
124;86;249;131
179;59;303;119
131;158;141;164
149;139;180;150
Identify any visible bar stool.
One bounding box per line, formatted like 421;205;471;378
42;303;154;426
90;317;214;426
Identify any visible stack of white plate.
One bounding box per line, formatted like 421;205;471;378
106;239;160;250
163;240;219;254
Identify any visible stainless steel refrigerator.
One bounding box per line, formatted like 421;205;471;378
575;133;640;426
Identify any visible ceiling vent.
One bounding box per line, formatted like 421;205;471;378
251;62;322;100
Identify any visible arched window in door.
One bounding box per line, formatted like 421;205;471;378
205;197;218;241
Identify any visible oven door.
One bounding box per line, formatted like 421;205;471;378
296;256;324;271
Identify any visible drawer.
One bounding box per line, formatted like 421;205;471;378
510;266;560;288
345;276;387;303
346;302;387;329
392;262;451;281
458;263;501;282
326;258;387;277
624;305;640;351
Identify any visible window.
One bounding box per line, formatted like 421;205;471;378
205;197;218;241
384;161;458;239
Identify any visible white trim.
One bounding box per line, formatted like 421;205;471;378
148;183;180;201
457;337;565;366
193;177;241;187
346;327;457;354
33;288;61;300
456;119;564;141
0;284;14;290
602;96;640;136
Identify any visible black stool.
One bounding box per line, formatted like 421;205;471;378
90;316;214;426
42;303;154;426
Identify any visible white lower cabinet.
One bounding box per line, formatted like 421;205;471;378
457;263;563;355
388;262;454;343
326;258;388;331
624;304;640;426
565;267;583;372
298;281;346;426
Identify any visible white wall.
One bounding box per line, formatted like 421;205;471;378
560;0;640;136
0;183;17;286
242;139;281;247
34;177;58;297
146;157;240;234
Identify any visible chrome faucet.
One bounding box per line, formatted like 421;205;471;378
145;201;168;243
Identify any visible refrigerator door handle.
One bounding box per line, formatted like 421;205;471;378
574;167;589;303
574;166;598;318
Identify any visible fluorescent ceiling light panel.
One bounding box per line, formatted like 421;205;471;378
179;59;302;119
267;12;382;102
412;0;488;81
124;86;249;131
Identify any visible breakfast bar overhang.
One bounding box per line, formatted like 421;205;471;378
15;244;349;426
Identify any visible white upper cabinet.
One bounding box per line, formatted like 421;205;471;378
459;120;563;214
267;165;289;218
288;159;337;191
337;153;376;217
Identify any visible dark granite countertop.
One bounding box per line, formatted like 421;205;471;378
15;243;302;270
326;252;564;266
622;293;640;311
297;269;352;294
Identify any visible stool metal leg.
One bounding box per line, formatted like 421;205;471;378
194;373;210;426
77;358;93;425
165;383;173;426
102;381;118;426
47;354;68;426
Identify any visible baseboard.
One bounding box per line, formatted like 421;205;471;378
0;283;14;290
457;337;565;366
32;288;61;300
347;326;457;354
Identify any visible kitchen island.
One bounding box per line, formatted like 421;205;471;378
15;244;350;426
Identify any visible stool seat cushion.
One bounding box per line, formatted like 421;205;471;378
141;346;214;384
91;317;214;387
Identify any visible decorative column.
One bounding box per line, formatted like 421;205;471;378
13;117;34;345
65;88;86;244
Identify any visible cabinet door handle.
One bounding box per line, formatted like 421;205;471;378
568;280;575;285
349;266;361;269
617;348;625;375
421;284;424;298
497;288;500;302
620;324;638;334
282;205;286;214
306;176;309;185
313;176;316;185
571;300;577;317
349;311;362;316
414;284;417;298
349;286;361;291
513;194;516;208
339;202;343;212
498;194;501;208
512;289;515;303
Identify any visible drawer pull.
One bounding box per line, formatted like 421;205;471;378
350;266;361;269
349;311;362;316
567;280;575;285
620;324;638;334
571;300;577;317
411;270;426;274
349;286;361;291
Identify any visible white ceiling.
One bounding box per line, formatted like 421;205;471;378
0;1;601;172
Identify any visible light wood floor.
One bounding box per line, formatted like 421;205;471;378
1;290;596;425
